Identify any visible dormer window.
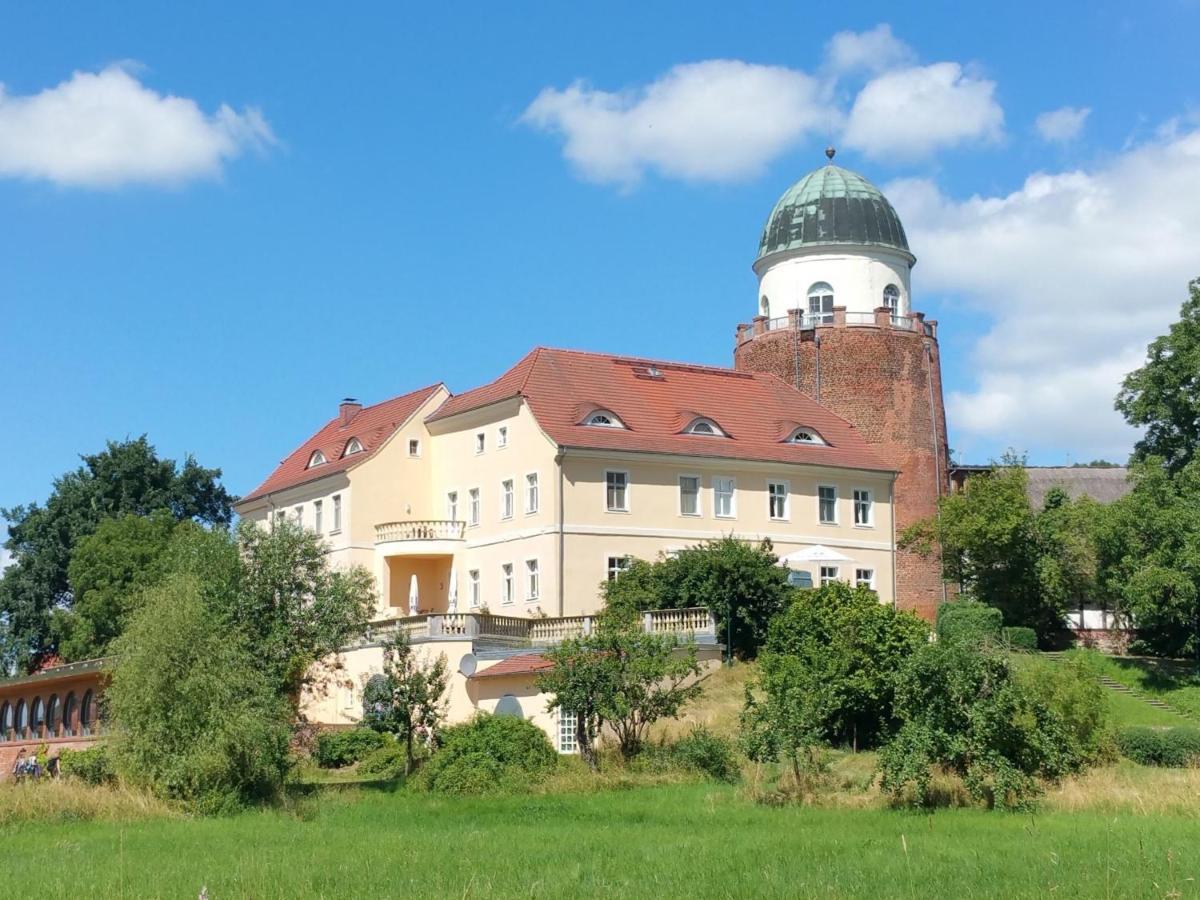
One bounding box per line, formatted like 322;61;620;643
684;417;726;437
343;437;364;457
584;410;624;428
786;427;827;445
307;450;327;468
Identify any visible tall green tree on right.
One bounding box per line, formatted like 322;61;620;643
1116;278;1200;474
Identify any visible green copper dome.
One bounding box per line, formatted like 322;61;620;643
757;160;911;262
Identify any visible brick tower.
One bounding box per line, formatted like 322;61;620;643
733;149;949;619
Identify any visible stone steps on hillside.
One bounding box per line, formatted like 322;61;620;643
1042;653;1194;719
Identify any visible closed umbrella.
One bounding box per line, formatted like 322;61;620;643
447;564;459;614
408;574;420;616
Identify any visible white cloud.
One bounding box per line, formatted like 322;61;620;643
520;60;833;187
824;24;916;75
1036;105;1091;143
887;127;1200;459
0;64;274;188
843;62;1004;160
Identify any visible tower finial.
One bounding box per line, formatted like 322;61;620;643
825;145;836;162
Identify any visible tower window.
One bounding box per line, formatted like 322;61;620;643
760;295;769;316
807;282;834;325
883;284;901;317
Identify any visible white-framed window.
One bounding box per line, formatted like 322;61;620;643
475;432;485;454
853;489;873;526
855;568;875;590
469;569;481;607
468;488;480;526
714;476;736;518
760;295;769;315
768;481;789;520
583;410;624;428
501;563;514;605
497;426;508;449
293;505;303;524
525;473;539;514
307;450;327;468
408;438;421;457
605;470;629;512
820;565;840;586
332;494;342;532
678;475;701;516
314;499;323;532
501;479;514;520
818;485;838;524
446;491;458;521
525;559;540;600
807;282;834;325
883;284;901;315
607;556;631;581
558;708;578;754
785;427;826;445
344;437;364;456
683;417;726;437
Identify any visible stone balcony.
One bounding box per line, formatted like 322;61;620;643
374;519;466;559
736;305;937;346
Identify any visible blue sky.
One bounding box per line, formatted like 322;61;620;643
3;1;1200;517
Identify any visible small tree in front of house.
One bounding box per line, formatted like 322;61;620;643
537;618;703;769
362;630;449;775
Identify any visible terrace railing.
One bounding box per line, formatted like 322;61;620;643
375;520;466;543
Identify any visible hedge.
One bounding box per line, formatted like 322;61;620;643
1117;726;1200;767
1003;627;1038;651
313;728;387;768
418;713;558;795
936;601;1002;646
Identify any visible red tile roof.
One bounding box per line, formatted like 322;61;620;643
240;384;445;504
471;654;553;679
429;348;892;472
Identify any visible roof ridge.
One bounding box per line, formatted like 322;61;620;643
536;345;751;377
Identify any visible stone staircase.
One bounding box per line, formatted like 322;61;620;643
1043;651;1194;720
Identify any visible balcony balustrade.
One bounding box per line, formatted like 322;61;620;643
374;519;466;544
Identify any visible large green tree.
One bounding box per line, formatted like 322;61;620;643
1116;277;1200;474
0;437;233;671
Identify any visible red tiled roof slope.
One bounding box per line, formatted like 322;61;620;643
471;654;553;679
429;348;892;472
240;384;444;504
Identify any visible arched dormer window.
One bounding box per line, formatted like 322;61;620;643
807;282;834;325
785;426;827;445
343;437;364;457
684;417;727;437
307;450;327;468
883;284;901;314
583;410;625;429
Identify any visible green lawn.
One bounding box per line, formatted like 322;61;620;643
5;783;1200;898
1074;649;1200;721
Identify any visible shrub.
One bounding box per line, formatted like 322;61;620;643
669;727;740;783
357;743;406;779
313;728;386;768
1003;626;1038;651
936;601;1002;646
1015;653;1115;766
59;745;115;786
418;714;557;795
1118;726;1200;766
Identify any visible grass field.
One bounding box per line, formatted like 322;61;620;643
5;781;1200;898
1076;649;1200;720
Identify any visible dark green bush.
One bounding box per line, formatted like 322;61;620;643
59;745;115;786
1118;726;1200;766
357;743;405;779
936;601;1002;646
1003;627;1038;651
418;713;557;795
313;728;387;768
669;727;741;782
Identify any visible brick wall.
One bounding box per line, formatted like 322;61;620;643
734;314;950;620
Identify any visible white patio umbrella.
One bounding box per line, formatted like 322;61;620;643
408;574;420;616
777;545;853;566
447;564;459;614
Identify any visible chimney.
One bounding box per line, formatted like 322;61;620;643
339;397;362;426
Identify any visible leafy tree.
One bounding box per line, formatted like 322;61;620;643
362;629;449;775
230;521;377;700
1094;458;1200;658
1116;277;1200;474
879;641;1082;810
106;572;292;813
602;537;790;658
741;584;927;781
537;620;703;768
0;437;233;671
51;511;190;662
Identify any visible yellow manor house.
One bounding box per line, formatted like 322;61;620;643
234;346;899;748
